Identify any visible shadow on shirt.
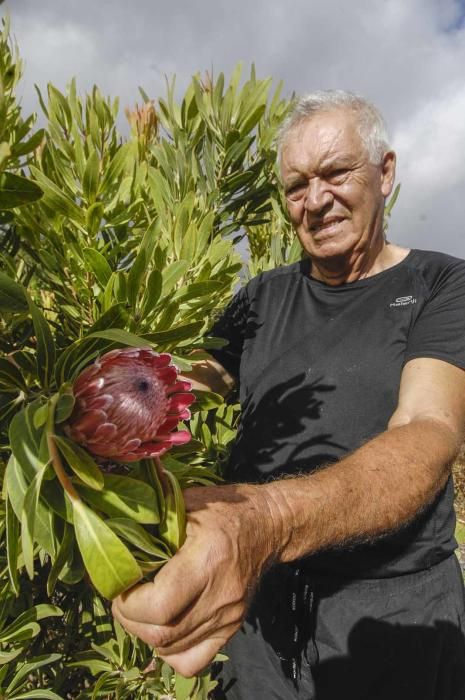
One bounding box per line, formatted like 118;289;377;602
227;372;344;482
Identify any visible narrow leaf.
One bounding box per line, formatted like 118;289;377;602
72;499;142;599
76;474;160;524
47;522;74;596
54;435;104;490
0;171;43;209
27;296;56;390
21;464;48;579
6;496;20;595
0;271;28;313
83;248;112;287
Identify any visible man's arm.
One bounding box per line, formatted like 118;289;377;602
113;357;465;677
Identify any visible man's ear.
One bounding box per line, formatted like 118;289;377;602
380;151;396;197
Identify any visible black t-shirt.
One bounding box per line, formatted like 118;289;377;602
209;249;465;578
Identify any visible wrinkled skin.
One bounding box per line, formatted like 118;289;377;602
280;108;401;285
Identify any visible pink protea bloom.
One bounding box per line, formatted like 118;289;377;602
66;347;195;462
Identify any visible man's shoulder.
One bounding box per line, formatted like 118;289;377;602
408;248;465;269
406;248;465;286
246;260;304;294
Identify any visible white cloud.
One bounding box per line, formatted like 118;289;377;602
2;0;465;256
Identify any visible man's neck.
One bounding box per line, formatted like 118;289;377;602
309;241;410;286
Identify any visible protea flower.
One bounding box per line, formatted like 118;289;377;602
66;347;195;462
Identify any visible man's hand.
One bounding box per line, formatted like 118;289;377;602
112;483;280;677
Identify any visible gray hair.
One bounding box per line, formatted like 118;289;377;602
277;90;390;164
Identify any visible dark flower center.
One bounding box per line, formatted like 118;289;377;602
137;378;151;393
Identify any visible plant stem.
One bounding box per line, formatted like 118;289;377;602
46;393;81;503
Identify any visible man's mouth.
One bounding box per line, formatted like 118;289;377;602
310;217;345;234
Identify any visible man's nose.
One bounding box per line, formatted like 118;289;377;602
303;178;333;213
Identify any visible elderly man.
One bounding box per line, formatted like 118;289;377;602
113;91;465;699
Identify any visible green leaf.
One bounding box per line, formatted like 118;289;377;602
27;295;56;390
82;148;100;202
33;401;49;429
0;605;62;644
55;389;75;423
30;165;84;223
6;654;62;696
76;474;160;524
11;127;45;157
54;435;104;491
127;247;148;309
0;271;28;312
0;171;43;209
89;303;128;332
100;141;134;191
173;280;224;302
6;496;20;595
87;328;150;348
12;691;64;700
175;673;198;700
21;464;48;579
9;402;47;478
86;200;104;235
107;518;170;558
140;268;163;317
145;321;204;346
159;470;186;554
0;647;24;664
0;356;26;392
5;456;58;555
47;521;74;596
83;248;112;287
192;390;224;411
72;499;142;599
161;259;189;296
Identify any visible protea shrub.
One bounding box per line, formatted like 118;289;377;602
66;347;195;462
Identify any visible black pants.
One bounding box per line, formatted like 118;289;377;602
213;555;465;700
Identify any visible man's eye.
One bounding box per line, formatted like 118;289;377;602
327;169;348;182
286;183;306;200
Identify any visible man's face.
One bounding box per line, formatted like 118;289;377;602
280;109;396;266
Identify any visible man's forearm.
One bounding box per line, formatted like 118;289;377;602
260;418;461;565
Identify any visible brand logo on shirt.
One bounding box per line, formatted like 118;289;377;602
389;295;417;308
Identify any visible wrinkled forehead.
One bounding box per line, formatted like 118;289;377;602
280;109;367;175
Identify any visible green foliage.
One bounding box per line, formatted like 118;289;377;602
0;15;295;699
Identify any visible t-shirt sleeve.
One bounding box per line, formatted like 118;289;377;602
404;260;465;370
206;285;250;380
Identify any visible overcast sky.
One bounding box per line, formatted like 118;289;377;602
2;0;465;257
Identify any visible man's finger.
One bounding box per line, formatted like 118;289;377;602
158;629;235;678
115;548;205;627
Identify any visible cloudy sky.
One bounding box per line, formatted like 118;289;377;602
2;0;465;257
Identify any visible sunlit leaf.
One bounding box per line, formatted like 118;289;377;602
0;171;43;209
54;435;104;491
72;499;142;599
76;473;160;524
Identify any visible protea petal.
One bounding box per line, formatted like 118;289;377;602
157;415;181;433
86;394;114;411
69;409;108;436
91;422;118;440
166;380;193;395
66;347;193;462
168;393;196;414
155;430;192;445
153;366;178;385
